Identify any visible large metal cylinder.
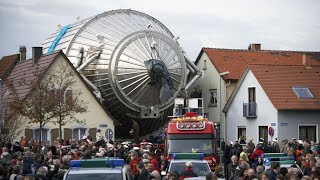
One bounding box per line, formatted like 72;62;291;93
42;9;190;138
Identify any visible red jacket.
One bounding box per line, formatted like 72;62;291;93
250;149;264;161
150;158;159;171
180;168;197;180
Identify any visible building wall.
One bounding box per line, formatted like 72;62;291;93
13;55;115;143
226;70;278;143
278;110;320;142
191;53;226;139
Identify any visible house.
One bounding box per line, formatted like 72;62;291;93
0;47;118;144
223;63;320;143
192;44;320;141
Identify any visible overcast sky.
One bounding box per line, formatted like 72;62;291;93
0;0;319;61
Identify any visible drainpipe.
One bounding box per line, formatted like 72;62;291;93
219;72;229;142
225;81;231;101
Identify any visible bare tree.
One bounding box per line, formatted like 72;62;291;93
8;68;56;148
50;65;87;141
0;115;24;146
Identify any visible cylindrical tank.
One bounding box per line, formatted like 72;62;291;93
42;9;189;138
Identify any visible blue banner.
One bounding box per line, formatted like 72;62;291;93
47;24;71;54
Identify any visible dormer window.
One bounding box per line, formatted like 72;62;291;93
292;86;314;99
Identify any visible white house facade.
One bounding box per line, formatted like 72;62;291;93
2;49;117;144
224;64;320;144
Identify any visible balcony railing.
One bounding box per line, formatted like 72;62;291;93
173;98;204;116
243;102;257;118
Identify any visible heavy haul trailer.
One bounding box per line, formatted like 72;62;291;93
164;112;219;170
43;9;201;139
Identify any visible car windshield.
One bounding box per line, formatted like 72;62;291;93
65;173;123;180
169;162;209;177
167;139;213;154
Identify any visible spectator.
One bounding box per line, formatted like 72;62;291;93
148;152;159;171
214;166;224;179
9;165;22;180
250;145;264;165
269;162;280;180
261;171;269;180
226;155;239;180
179;162;197;180
137;162;149;180
272;138;280;153
129;151;141;179
255;165;264;179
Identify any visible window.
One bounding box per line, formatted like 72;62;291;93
248;87;256;103
34;128;49;142
292;86;314;99
258;126;268;143
50;89;73;104
203;60;207;70
209;89;217;106
299;126;316;142
73;128;86;140
238;127;246;143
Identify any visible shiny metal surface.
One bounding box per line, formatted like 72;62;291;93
42;9;195;137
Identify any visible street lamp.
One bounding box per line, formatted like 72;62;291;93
219;71;229;144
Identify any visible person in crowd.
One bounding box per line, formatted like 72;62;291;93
214;166;224;179
250;145;264;166
229;141;241;160
272;138;280;153
129;151;141;180
137;162;149;180
223;141;233;175
260;171;269;180
166;172;179;180
281;139;288;154
226;155;239;180
179;162;197;180
255;165;264;179
239;147;249;163
148;152;159;171
159;154;169;172
269;162;281;180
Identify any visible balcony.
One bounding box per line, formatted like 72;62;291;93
243;102;257;118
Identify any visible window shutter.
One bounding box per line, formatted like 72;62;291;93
51;128;59;143
64;128;72;141
243;103;248;117
89;128;97;141
25;129;33;140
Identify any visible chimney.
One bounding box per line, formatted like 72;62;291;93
248;43;261;51
302;53;312;69
32;47;43;65
19;45;27;62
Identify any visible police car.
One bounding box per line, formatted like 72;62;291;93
63;158;130;180
161;153;210;179
263;153;303;174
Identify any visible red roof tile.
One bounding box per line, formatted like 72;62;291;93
0;54;19;80
249;64;320;110
197;48;320;80
1;51;59;112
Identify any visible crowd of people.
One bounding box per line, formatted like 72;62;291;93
216;137;320;180
2;133;320;180
0;131;178;180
